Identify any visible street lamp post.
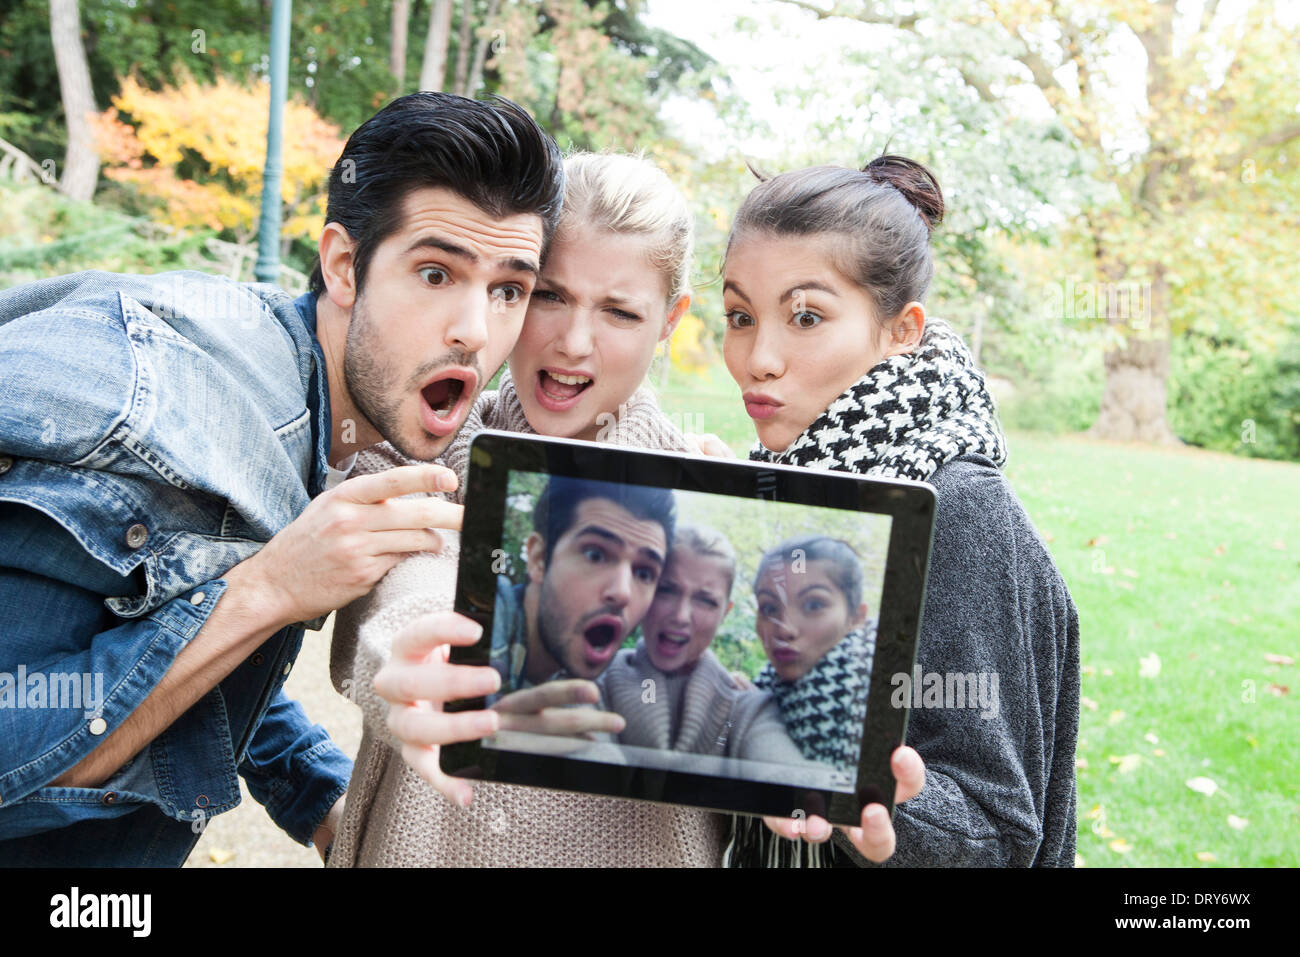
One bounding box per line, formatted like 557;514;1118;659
254;0;292;284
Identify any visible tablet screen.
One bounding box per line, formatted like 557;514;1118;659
482;469;893;795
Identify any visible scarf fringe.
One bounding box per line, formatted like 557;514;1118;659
722;814;836;868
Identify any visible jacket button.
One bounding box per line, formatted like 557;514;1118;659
282;662;292;678
250;653;265;666
125;523;148;549
0;456;12;475
102;791;118;805
190;591;206;605
88;717;108;735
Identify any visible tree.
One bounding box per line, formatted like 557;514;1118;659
419;0;454;91
771;0;1300;442
391;0;412;92
48;0;98;201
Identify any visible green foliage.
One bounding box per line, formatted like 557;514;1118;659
1169;333;1300;462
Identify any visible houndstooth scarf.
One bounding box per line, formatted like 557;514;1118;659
753;624;875;772
723;317;1006;868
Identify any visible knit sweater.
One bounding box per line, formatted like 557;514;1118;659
598;639;810;765
326;375;725;866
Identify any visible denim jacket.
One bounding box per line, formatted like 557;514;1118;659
0;270;352;865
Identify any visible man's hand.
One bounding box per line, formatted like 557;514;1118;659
492;681;626;739
372;611;503;808
762;745;926;862
245;464;464;630
313;796;345;862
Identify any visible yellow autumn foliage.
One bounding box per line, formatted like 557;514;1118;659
91;73;344;242
669;311;714;375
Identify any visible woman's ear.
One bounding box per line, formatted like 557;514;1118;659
882;301;925;358
660;294;691;343
851;602;868;629
524;532;547;584
318;222;358;310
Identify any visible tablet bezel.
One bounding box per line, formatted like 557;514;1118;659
444;430;935;826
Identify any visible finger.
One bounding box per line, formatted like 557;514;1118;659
851;803;896;862
399;743;474;808
373;660;500;705
387;702;500;747
334;464;458;504
763;816;802;841
892;745;926;803
496;707;625;737
390;612;483;664
490;679;602;713
366;528;445;557
366;498;465;533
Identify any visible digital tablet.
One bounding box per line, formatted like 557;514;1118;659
445;430;935;826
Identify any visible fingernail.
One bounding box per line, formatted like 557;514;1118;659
865;805;887;827
484;668;502;693
458;790;472;808
811;819;831;840
481;711;499;735
437;469;458;492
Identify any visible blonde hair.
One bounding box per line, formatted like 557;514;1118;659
558;150;694;305
673;525;737;597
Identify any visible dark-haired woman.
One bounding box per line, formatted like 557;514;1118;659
719;156;1080;867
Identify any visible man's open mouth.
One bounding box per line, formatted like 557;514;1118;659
535;369;594;412
418;368;477;437
580;614;624;668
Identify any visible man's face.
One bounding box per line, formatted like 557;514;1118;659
343;187;544;461
528;498;668;680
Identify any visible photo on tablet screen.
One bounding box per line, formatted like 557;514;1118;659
481;470;892;794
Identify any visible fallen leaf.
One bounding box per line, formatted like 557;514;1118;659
1144;732;1159;744
1195;851;1216;863
1245;735;1258;749
1082;665;1097;676
1087;535;1109;547
1186;776;1219;796
1080;696;1099;711
1109;839;1133;854
1103;667;1114;676
1227;815;1249;831
1264;653;1295;666
1165;532;1178;540
1213;543;1227;556
1153;748;1166;757
1084;803;1104;820
209;847;235;865
1116;579;1134;591
1108;709;1126;725
1139;653;1162;679
1076;757;1089;770
1272;540;1286;550
1122;567;1139;578
1266;683;1290;696
1075;853;1086;867
1109;754;1142;774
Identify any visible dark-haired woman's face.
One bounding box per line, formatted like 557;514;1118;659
753;559;866;683
722;233;890;453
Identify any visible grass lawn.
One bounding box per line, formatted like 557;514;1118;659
658;373;1300;866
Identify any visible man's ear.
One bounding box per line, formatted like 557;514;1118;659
659;294;691;343
882;301;925;358
524;532;547;584
318;222;358;311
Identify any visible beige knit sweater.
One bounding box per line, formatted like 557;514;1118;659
327;373;727;866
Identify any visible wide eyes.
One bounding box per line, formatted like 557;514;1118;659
725;309;754;330
491;284;526;305
418;266;526;305
724;308;825;329
793;311;823;329
420;266;449;286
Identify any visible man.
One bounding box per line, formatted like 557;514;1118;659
0;92;564;865
490;477;676;693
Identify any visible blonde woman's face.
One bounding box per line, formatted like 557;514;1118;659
722;233;889;453
509;224;683;440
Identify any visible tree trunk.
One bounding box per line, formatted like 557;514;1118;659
453;0;473;95
1091;336;1178;443
390;0;411;93
49;0;99;202
1089;265;1178;443
465;0;500;96
419;0;454;92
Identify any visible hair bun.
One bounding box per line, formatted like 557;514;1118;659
862;154;944;229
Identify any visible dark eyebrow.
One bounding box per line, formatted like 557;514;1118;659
722;279;750;300
406;235;539;277
795;583;834;599
755;587;785;603
575;525;665;569
780;281;839;303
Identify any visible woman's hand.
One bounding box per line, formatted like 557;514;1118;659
684;432;737;458
761;745;926;862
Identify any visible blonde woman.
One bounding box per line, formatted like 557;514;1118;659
327;152;732;866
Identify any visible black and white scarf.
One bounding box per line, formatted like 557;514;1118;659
753;624;875;771
722;317;1007;868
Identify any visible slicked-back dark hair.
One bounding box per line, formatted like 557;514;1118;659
533;476;676;567
726;155;944;322
754;535;866;611
308;92;565;294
